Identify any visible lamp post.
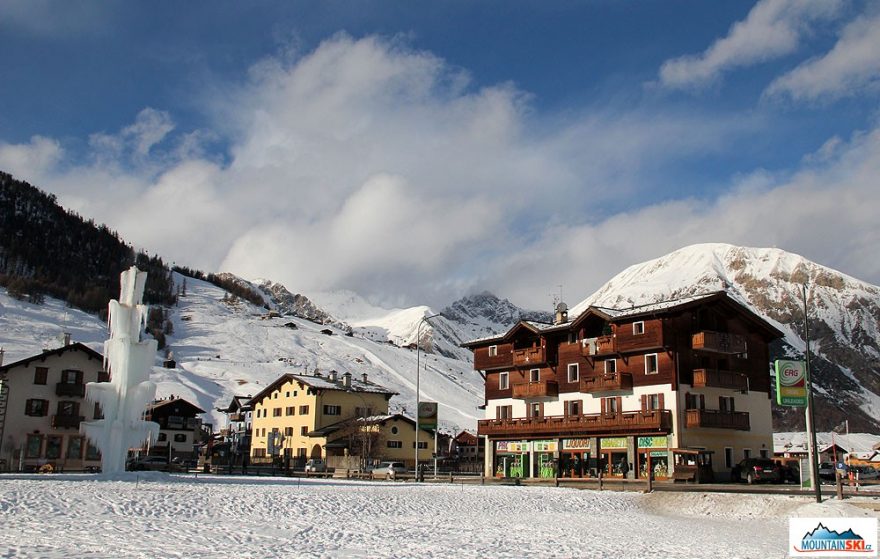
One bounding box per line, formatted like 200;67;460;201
415;312;441;478
803;284;822;503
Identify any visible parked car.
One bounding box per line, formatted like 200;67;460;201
818;462;836;482
371;461;408;480
733;458;783;484
304;459;327;473
127;456;170;471
852;466;879;480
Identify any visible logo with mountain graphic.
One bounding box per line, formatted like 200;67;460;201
790;518;877;557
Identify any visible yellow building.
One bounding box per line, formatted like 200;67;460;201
313;413;436;469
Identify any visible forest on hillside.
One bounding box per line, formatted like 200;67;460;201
0;171;177;316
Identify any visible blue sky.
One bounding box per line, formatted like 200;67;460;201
1;1;879;309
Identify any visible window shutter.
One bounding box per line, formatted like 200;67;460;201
616;397;622;414
699;394;705;409
641;395;647;412
730;397;735;412
659;393;665;410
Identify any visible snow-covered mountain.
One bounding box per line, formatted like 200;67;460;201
570;243;880;432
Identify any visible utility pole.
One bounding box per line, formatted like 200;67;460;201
803;284;822;503
415;313;441;478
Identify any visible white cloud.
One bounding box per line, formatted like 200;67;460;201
0;135;63;180
764;12;880;102
658;0;842;89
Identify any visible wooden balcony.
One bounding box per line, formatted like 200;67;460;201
692;369;749;391
580;372;633;394
512;347;546;367
477;409;672;437
473;350;513;371
692;331;747;354
511;380;559;399
228;412;246;422
595;336;616;355
685;409;750;430
51;414;85;429
56;382;86;397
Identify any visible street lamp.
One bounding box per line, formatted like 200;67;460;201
414;312;441;478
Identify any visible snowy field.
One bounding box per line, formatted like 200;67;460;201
2;474;877;558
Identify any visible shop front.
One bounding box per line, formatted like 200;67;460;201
636;436;669;480
599;437;628;477
532;440;557;479
495;441;529;478
560;438;591;478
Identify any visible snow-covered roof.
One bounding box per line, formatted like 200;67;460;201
773;432;880;455
585;293;717;321
249;372;397;406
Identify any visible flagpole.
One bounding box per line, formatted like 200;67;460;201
803;283;822;503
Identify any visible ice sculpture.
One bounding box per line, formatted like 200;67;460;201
81;266;160;474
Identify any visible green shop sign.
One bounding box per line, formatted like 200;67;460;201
600;437;628;449
637;436;668;449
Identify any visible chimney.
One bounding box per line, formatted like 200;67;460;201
554;302;569;325
63;332;71;346
342;372;352;389
329;370;338;383
362;372;368;384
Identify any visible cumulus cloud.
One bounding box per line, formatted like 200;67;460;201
490;123;880;308
3;33;877;310
764;12;880;102
658;0;842;89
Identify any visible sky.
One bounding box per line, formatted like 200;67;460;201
1;0;879;311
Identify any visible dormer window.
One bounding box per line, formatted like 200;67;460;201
633;321;645;335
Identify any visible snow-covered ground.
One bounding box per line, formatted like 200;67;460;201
2;474;877;558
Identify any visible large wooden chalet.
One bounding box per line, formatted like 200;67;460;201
462;291;783;481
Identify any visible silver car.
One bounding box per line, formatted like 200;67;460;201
371;461;407;480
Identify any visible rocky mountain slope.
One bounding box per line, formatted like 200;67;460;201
570;243;880;432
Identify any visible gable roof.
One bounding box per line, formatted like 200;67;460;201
312;413;434;440
462;291;783;347
146;397;206;415
249;372;397;406
0;342;104;374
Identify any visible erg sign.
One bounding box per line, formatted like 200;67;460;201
775;359;808;407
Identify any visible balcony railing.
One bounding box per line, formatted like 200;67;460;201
478;409;672;437
513;347;546;367
228;412;245;422
692;369;749;391
511;380;559;399
474;350;513;371
685;409;750;430
692;331;747;354
595;336;616;355
580;372;633;394
55;382;86;397
51;414;85;429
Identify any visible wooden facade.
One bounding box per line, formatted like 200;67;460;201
463;291;783;480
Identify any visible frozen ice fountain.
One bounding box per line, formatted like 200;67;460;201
81;266;160;474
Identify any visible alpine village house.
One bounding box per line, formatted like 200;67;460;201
462;291;783;482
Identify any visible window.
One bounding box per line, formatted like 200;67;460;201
496;405;512;420
93;403;103;420
300;426;308;436
633;321;645;335
567;363;579;383
413;441;428;449
488;345;498;357
286;406;295;416
685;392;705;410
26;434;42;458
645;394;661;410
25;399;48;417
568;332;578;344
46;435;62;459
323;405;341;416
299;405;310;415
273;392;278;399
719;396;735;413
391;426;399;435
174;434;187;443
567;400;581;416
284;427;294;436
355;407;373;417
602;397;618;415
499;372;509;390
86;442;100;461
57;401;79;417
97;371;110;383
67;436;84;460
724;447;734;469
529;402;541;418
61;369;82;384
34;367;48;385
645;354;659;375
604;359;616;374
253;448;267;458
297;448;307;457
285;391;290;397
157;433;168;442
387;440;403;448
743;449;752;459
273;407;282;417
529;369;540;382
